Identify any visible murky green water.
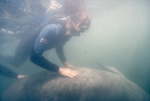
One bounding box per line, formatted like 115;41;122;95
0;0;150;99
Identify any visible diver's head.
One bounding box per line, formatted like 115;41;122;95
78;15;91;33
65;18;75;35
74;12;91;33
66;13;91;36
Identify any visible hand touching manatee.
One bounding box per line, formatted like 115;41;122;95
59;67;78;78
64;61;74;68
60;61;78;78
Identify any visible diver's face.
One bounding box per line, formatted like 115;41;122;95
71;30;81;36
65;27;81;36
80;25;89;33
71;25;89;36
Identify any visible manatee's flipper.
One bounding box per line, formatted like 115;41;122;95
97;62;124;77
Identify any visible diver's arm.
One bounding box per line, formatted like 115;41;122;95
30;52;60;72
30;52;78;78
63;61;74;68
55;45;67;63
55;46;74;68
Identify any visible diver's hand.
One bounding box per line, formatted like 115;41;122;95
59;67;78;78
64;61;74;68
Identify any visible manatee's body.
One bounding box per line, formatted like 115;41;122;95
2;67;149;101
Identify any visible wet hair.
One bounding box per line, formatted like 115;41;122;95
79;13;91;32
65;13;91;36
71;12;91;33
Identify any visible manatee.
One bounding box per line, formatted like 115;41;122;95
2;67;150;101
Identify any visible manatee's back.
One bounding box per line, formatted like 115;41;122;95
2;68;150;101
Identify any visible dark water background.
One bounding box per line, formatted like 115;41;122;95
0;0;150;98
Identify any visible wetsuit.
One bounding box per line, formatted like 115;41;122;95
0;64;18;79
30;23;71;72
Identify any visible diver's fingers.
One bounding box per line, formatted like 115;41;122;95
70;70;79;74
71;72;79;76
65;71;78;78
68;71;79;78
59;67;79;78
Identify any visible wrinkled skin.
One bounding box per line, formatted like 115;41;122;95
2;67;150;101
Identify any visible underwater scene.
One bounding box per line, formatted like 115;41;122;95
0;0;150;101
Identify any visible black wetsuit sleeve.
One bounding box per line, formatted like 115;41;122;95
55;45;67;63
0;64;18;79
30;52;59;72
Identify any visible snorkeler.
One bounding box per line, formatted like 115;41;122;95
30;15;90;78
0;0;88;68
0;0;90;78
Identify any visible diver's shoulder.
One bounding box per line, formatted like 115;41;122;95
41;24;61;31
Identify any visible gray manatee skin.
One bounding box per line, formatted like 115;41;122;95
2;67;150;101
